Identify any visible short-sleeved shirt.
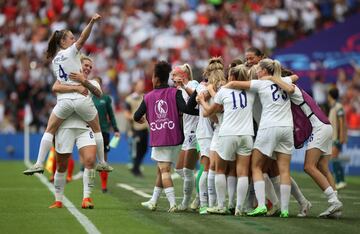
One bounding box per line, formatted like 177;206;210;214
195;83;213;139
250;79;293;130
52;44;83;100
214;87;255;136
181;80;199;134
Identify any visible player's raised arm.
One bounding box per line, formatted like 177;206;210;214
75;13;101;51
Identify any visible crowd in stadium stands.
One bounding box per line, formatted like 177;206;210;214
0;0;359;133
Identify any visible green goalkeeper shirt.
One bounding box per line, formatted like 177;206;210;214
92;94;119;133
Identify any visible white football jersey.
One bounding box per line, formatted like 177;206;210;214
195;83;213;139
282;77;323;128
52;44;83;100
181;80;199;135
214;87;255;136
250;78;293;130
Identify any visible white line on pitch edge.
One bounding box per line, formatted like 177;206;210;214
117;183;152;198
25;161;100;234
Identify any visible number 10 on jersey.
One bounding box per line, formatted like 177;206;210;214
231;91;247;109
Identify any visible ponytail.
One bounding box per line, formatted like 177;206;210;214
171;63;193;81
46;29;68;60
259;58;283;78
204;57;226;91
230;65;249;81
184;63;193;80
273;60;282;79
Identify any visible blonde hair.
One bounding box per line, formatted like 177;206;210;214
80;55;93;64
203;57;226;91
248;65;258;80
230;65;249;81
171;63;193;80
258;58;281;79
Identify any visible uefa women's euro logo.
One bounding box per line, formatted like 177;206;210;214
154;99;168;119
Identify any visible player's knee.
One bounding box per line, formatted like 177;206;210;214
304;164;314;174
56;162;67;172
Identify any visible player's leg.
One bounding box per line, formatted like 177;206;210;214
247;149;267;216
24;110;66;175
226;161;237;213
141;166;162;211
235;154;250;216
49;152;70;208
77;130;97;209
99;132;110;192
317;155;343;217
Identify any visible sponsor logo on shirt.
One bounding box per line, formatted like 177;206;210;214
154;99;168;119
150;99;175;131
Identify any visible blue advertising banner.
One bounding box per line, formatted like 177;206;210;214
1;133;360;175
273;13;360;91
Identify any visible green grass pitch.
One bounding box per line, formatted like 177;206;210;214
0;161;359;234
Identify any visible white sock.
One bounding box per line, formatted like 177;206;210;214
236;176;249;210
208;170;217;207
182;168;194;207
290;177;307;205
324;186;339;203
254;180;266;207
244;181;255;210
150;186;162;204
164;187;176;207
270;175;281;199
54;171;66;202
83;168;95;198
227;176;237;208
280;184;291;212
199;171;208;207
35;132;53;165
264;173;279;205
215;174;226;208
175;168;184;179
94;132;105;164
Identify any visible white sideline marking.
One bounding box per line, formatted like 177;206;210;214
117;183;151;198
25;161;100;234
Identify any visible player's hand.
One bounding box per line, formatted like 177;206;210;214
173;77;184;89
91;13;101;22
197;92;205;103
114;131;121;139
69;72;86;83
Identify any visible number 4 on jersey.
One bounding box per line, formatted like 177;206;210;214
58;65;68;81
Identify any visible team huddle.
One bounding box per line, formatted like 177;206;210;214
22;13;343;218
135;50;343;218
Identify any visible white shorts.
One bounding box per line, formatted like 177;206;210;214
307;124;332;156
151;145;182;163
55;128;96;154
254;127;293;158
217;135;253;161
210;129;220;152
197;138;211;158
181;134;197;151
53;98;97;122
